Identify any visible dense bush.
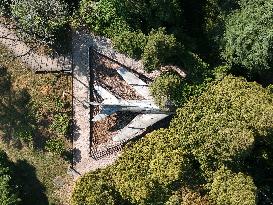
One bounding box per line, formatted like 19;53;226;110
50;113;70;136
72;169;118;205
149;72;182;110
112;30;147;59
142;28;183;71
10;0;68;43
171;76;273;176
45;138;65;156
209;166;257;205
112;129;191;205
0;0;11;15
222;0;273;71
79;0;130;38
0;151;20;205
113;0;183;32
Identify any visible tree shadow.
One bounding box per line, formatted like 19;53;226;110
72;148;81;165
0;65;38;147
12;159;49;205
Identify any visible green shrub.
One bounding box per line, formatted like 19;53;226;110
50;113;70;136
171;76;273;176
142;28;182;71
166;188;211;205
0;0;11;15
222;0;273;71
72;169;118;205
209;166;257;205
11;0;68;43
54;97;65;112
45;138;65;156
212;65;231;80
79;0;130;38
113;0;182;32
0;151;20;205
149;72;182;110
113;30;147;59
112;129;191;205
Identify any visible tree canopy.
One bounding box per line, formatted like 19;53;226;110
10;0;68;43
73;75;273;204
222;0;273;71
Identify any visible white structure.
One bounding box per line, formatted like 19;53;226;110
87;67;169;142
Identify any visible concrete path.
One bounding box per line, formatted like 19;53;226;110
0;23;71;72
71;30;161;178
72;30;121;178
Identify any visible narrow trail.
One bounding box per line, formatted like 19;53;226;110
71;30;121;178
0;23;71;72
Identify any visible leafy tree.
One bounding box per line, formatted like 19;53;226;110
149;72;182;110
112;129;191;205
209;166;257;205
112;30;147;59
0;151;20;205
72;169;119;205
222;0;273;71
73;76;273;204
149;52;211;110
142;28;183;71
171;76;273;176
204;0;239;41
79;0;130;38
10;0;68;43
113;0;183;32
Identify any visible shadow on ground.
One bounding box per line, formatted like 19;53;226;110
0;65;39;148
13;159;49;205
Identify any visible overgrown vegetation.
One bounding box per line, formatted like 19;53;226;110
0;45;72;204
2;0;273;204
10;0;69;44
0;150;20;205
222;0;273;72
73;76;273;204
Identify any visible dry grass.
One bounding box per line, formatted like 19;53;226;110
0;44;73;204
